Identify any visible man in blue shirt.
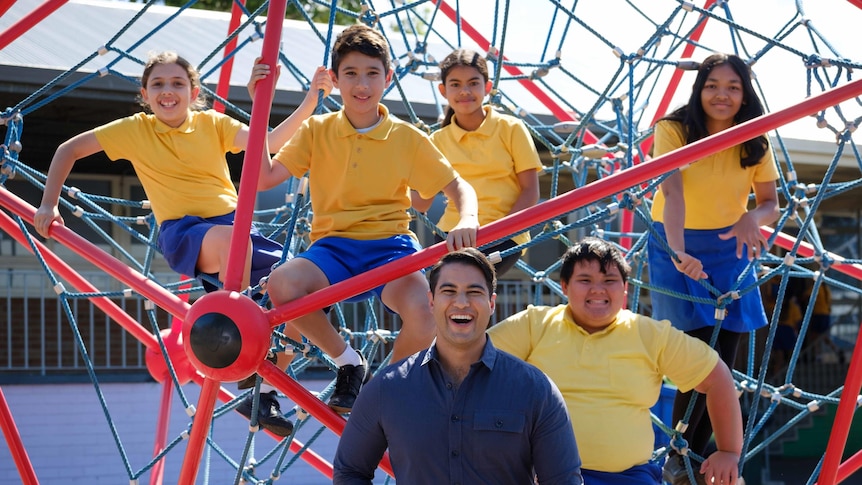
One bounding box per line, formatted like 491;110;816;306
333;248;583;484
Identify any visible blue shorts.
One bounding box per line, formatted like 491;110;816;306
298;235;422;304
581;463;662;485
647;222;768;333
158;212;285;292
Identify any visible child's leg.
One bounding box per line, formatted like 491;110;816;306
199;225;253;289
381;271;436;362
267;258;350;360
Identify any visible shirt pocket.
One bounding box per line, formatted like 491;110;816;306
473;410;526;434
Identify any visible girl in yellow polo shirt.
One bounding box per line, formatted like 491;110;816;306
648;53;779;484
414;48;543;276
34;51;332;438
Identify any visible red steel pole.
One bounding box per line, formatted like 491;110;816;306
0;387;39;485
223;0;286;291
266;76;862;326
768;229;862;485
0;187;189;321
212;0;247;114
0;0;69;51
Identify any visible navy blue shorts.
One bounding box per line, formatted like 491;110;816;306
647;222;768;333
298;234;422;304
158;212;286;292
581;463;662;485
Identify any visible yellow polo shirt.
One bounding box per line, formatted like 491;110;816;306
95;110;243;224
488;305;718;473
431;106;542;246
274;104;457;242
650;120;779;229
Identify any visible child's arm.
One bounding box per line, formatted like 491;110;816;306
696;360;743;485
660;170;707;280
410;190;435;213
267;66;332;151
506;169;540;215
439;176;479;250
34;131;103;238
718;180;779;260
242;60;332;153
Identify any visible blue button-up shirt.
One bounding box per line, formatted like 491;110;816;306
333;338;583;484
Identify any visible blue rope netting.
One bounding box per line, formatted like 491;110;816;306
2;0;862;483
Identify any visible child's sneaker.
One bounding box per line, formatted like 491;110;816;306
236;351;279;390
328;353;368;413
662;454;707;485
236;390;294;437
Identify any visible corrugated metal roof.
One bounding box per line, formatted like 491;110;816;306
0;0;439;105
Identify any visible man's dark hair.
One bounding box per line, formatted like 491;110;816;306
559;237;631;284
428;248;497;295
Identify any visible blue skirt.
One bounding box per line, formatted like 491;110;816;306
647;222;768;333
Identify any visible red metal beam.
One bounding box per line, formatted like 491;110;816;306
0;387;39;485
266;76;862;327
0;0;17;18
768;229;862;485
212;0;247;114
224;0;285;291
149;382;173;485
180;1;288;481
259;364;395;479
0;195;163;349
431;0;603;145
0;186;189;321
0;0;69;51
178;378;221;485
642;0;717;156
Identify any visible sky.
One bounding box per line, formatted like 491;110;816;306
14;0;862;144
382;0;862;144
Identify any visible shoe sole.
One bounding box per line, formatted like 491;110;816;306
328;403;352;414
258;420;294;437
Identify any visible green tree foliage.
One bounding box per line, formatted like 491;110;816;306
159;0;363;25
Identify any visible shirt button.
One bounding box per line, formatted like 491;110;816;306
495;420;503;428
452;450;460;457
451;415;460;422
446;382;453;389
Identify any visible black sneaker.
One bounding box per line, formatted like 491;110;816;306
237;351;279;390
328;353;368;414
662;454;707;485
236;391;294;437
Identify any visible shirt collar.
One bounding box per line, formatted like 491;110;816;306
449;105;495;142
335;104;394;140
422;336;498;371
153;111;195;134
564;305;620;337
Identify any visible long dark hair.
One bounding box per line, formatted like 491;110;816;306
661;53;768;168
438;48;490;128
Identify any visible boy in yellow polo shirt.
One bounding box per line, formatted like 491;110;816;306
488;237;743;485
255;24;479;413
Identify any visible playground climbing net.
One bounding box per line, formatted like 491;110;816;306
2;0;862;483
